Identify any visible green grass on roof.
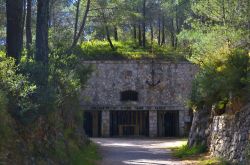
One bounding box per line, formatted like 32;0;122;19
73;40;189;61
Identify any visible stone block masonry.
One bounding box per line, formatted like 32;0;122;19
81;60;198;108
149;111;157;137
102;111;110;137
81;60;198;137
210;104;250;164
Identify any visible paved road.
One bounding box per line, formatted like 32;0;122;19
91;138;194;165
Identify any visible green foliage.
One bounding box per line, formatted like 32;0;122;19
52;137;100;165
179;0;249;110
0;49;94;163
173;144;207;158
69;141;100;165
190;49;249;108
0;51;37;117
17;51;92;121
0;98;13;146
179;24;245;64
198;157;230;165
73;40;187;61
0;89;7;110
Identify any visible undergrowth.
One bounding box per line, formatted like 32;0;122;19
73;40;188;61
53;140;100;165
172;144;231;165
173;144;207;158
198;157;231;165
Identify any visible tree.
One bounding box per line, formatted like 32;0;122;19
35;0;50;63
73;0;81;42
142;0;146;47
6;0;24;63
26;0;32;58
69;0;91;52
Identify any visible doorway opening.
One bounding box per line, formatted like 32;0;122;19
83;111;102;137
110;111;149;136
157;111;179;137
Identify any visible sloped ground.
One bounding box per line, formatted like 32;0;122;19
92;138;199;165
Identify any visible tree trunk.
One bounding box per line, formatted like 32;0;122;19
73;0;81;41
170;18;176;48
161;16;165;45
142;0;146;48
114;26;118;41
133;24;137;41
175;5;179;49
157;16;161;46
188;106;212;148
48;0;56;27
101;12;115;51
170;32;175;47
22;0;26;50
138;24;142;46
150;23;153;45
36;0;49;63
105;25;115;50
133;24;136;40
26;0;32;58
6;0;24;63
69;0;91;52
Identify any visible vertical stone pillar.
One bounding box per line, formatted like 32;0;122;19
149;110;157;137
179;110;185;136
102;111;110;137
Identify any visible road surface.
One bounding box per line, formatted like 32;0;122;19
92;138;196;165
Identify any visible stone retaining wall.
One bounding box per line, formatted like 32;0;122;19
210;104;250;164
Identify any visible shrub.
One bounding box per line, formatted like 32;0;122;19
0;52;37;118
0;50;95;163
190;49;249;112
198;157;231;165
173;144;207;158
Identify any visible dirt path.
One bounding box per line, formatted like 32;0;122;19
91;138;196;165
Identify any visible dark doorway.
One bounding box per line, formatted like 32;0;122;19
158;111;179;137
110;111;149;136
83;111;102;137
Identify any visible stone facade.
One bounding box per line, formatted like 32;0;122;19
149;111;157;137
81;60;198;137
210;104;250;164
101;111;110;137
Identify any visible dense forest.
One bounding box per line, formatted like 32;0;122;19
0;0;249;164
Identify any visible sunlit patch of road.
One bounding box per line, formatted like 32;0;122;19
92;138;196;165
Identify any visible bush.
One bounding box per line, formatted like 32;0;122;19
198;157;231;165
0;52;37;118
190;49;249;112
0;50;95;163
173;144;207;158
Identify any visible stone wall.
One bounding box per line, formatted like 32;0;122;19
210;104;250;164
81;60;198;136
101;111;110;137
149;111;157;137
81;60;198;108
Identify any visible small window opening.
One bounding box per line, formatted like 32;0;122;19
120;90;138;102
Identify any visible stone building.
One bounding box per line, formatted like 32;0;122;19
81;60;198;137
